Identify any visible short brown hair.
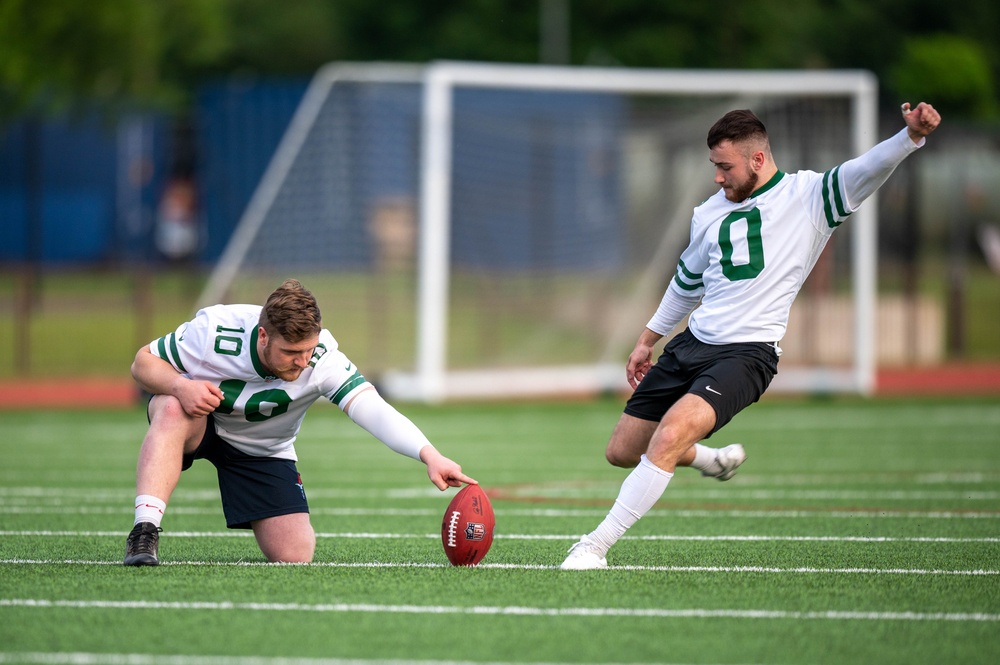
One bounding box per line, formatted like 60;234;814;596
258;279;322;342
707;109;769;150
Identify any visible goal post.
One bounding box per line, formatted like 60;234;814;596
199;61;878;403
385;61;878;402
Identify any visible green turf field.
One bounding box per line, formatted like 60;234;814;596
1;396;998;665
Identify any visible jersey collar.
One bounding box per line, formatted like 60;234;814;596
249;327;278;380
750;170;784;199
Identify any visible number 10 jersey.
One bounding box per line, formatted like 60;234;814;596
149;304;370;461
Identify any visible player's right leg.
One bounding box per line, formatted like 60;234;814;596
136;395;209;500
125;395;208;566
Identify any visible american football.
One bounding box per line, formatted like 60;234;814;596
441;484;495;566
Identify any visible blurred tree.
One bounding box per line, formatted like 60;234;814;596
1;0;998;120
209;0;341;75
889;35;995;119
0;0;229;119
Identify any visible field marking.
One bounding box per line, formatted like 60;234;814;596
4;486;1000;501
0;654;682;665
1;599;998;622
2;505;999;519
2;530;998;544
2;560;998;575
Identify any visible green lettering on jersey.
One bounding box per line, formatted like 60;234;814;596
214;325;246;356
245;389;292;422
216;379;247;415
214;380;290;421
719;208;765;281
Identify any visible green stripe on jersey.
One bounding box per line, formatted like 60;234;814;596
673;259;703;291
330;371;368;406
673;273;702;291
822;167;850;228
677;259;702;281
155;334;184;373
822;171;838;228
167;332;186;373
830;166;850;218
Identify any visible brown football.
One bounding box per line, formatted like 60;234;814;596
441;484;495;566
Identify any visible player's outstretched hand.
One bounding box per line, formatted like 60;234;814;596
901;102;941;142
420;445;478;490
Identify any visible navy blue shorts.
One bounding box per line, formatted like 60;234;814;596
181;414;309;529
623;328;779;437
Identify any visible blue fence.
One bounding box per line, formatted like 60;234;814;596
0;79;308;265
0;76;622;269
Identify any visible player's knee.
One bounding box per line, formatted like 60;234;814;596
149;394;187;422
605;443;641;468
263;539;315;564
646;427;689;465
259;523;315;563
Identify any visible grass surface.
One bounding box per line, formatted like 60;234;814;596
1;396;999;664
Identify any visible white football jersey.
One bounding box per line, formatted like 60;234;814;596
149;304;370;460
663;128;921;344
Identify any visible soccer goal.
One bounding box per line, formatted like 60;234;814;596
199;61;878;403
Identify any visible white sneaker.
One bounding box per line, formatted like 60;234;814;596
702;443;746;481
560;537;608;570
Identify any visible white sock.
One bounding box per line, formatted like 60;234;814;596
134;495;166;528
587;455;673;554
690;443;722;475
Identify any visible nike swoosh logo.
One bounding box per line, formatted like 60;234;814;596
705;386;722;395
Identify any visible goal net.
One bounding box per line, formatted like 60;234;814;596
199;61;878;402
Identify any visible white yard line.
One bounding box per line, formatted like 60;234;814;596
0;651;759;665
1;599;997;622
1;530;998;543
2;505;999;519
1;560;997;575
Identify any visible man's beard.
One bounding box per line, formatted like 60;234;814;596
728;171;759;202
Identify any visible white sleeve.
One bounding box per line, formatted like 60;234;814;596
646;285;701;336
840;128;922;210
344;388;431;461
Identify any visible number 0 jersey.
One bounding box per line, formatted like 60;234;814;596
149;304;370;460
659;128;922;344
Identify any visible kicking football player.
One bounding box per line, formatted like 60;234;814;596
562;102;941;570
124;278;476;566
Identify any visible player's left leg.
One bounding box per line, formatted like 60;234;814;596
251;513;316;563
563;394;715;570
604;413;658;467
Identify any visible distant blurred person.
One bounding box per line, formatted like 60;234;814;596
155;175;200;262
124;278;476;565
562;102;942;570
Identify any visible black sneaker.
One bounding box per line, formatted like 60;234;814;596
124;522;162;566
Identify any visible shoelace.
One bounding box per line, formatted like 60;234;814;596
129;526;162;554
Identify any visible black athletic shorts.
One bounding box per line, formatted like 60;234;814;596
623;328;780;437
179;413;310;529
